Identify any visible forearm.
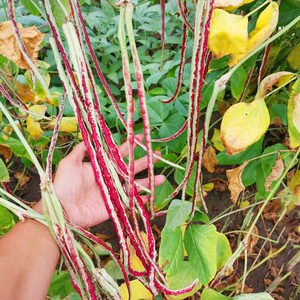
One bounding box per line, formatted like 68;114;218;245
0;213;60;300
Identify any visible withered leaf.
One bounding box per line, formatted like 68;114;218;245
0;144;12;162
256;72;294;100
14;171;30;188
0;21;45;70
243;225;259;255
127;232;149;272
264;154;284;191
203;146;218;173
226;161;248;203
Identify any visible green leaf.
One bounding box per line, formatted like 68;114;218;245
52;0;71;27
159;113;187;153
69;294;81;300
104;259;124;280
147;98;171;125
165;200;193;230
174;94;189;117
270;104;287;126
201;289;230;300
216;232;232;271
209;56;230;70
217;137;263;165
192;211;210;223
233;293;274;300
159;226;184;276
20;0;41;16
279;1;300;27
162;78;178;97
166;261;202;300
48;271;77;298
229;65;248;100
154;179;174;210
174;162;197;196
0;205;17;236
41;149;62;165
148;88;167;96
101;0;115;20
241;160;257;187
0;158;9;183
184;224;217;285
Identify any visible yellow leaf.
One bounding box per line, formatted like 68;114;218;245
214;0;255;10
0;21;45;70
289;170;300;205
181;224;188;256
203;182;214;192
240;200;250;208
45;93;59;106
29;104;47;121
26;115;43;141
127;232;149;272
203;146;217;173
288;80;300;148
16;81;35;103
229;2;279;66
225;266;234;276
208;9;248;60
255;72;294;100
50;117;77;133
211;128;224;152
264;154;284;191
120;279;152;300
292;93;300;134
288;43;300;70
226;161;248;203
220;99;270;155
3;126;13;140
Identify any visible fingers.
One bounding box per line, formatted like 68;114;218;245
123;175;165;194
67;142;88;164
118;134;144;159
132;151;161;175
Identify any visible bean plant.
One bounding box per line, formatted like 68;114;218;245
1;0;300;299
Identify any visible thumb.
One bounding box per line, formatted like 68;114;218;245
67;142;88;164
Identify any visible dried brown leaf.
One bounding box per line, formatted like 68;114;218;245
203;146;218;173
271;294;285;300
273;116;282;128
0;21;45;70
243;225;259;254
0;144;12;162
256;72;294;100
79;242;93;259
3;66;35;103
209;178;227;192
288;230;300;243
14;172;30;188
95;233;112;241
226;161;248;203
264;154;284;191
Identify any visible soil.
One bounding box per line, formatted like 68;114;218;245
3;145;300;299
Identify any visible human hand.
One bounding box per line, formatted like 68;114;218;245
45;134;164;228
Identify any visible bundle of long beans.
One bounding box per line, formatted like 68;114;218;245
0;0;247;298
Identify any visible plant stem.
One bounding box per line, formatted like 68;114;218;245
245;0;270;18
13;166;27;193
